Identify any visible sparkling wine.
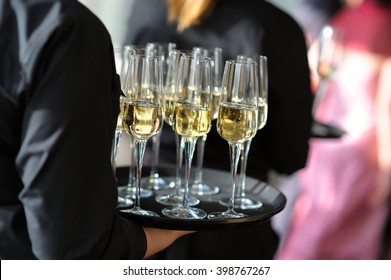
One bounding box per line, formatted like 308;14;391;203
212;90;221;120
122;100;162;140
163;95;175;125
317;62;335;80
116;98;125;130
257;99;268;130
217;102;258;144
116;114;123;131
174;102;212;139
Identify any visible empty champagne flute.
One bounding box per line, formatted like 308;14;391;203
190;47;223;196
162;54;212;219
312;25;344;115
121;54;164;217
311;25;345;138
208;59;259;219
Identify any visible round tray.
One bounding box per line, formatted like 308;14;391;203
116;165;286;230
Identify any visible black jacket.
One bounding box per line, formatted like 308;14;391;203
0;0;146;259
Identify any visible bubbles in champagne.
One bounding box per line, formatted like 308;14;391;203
217;102;258;144
122;100;162;141
174;102;212;139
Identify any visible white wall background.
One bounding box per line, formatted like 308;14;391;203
79;0;135;47
267;0;302;12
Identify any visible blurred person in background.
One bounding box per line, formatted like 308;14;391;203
0;0;190;259
288;0;343;46
275;0;391;259
271;0;345;246
125;0;313;259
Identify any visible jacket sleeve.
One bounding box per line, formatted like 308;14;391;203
15;3;146;259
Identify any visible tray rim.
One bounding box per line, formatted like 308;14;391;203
117;166;286;230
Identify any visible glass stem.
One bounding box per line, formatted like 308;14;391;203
182;138;197;208
126;164;133;189
312;78;328;116
228;143;241;214
134;139;147;211
174;133;184;196
194;135;207;184
111;129;123;175
238;139;252;198
126;136;136;194
150;129;162;182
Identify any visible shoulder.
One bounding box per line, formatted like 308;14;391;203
0;0;111;101
3;0;109;60
259;1;306;36
215;0;304;37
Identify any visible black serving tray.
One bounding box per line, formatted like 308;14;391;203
116;165;286;230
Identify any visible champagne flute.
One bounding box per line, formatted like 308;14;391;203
121;54;164;217
113;47;134;208
162;54;213;219
311;25;345;138
208;59;259;219
112;48;131;173
312;25;344;115
141;42;177;191
220;55;268;209
155;50;200;207
190;47;223;196
117;46;152;208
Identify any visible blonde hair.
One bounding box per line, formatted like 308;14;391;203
167;0;216;32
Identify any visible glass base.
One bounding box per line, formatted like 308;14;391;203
208;210;247;219
155;193;199;207
118;186;153;199
219;197;263;210
117;196;134;209
120;207;159;217
141;175;173;191
157;176;177;189
162;206;207;219
190;182;219;196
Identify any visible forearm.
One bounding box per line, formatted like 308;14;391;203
143;227;194;259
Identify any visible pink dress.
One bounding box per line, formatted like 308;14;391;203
276;1;391;259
